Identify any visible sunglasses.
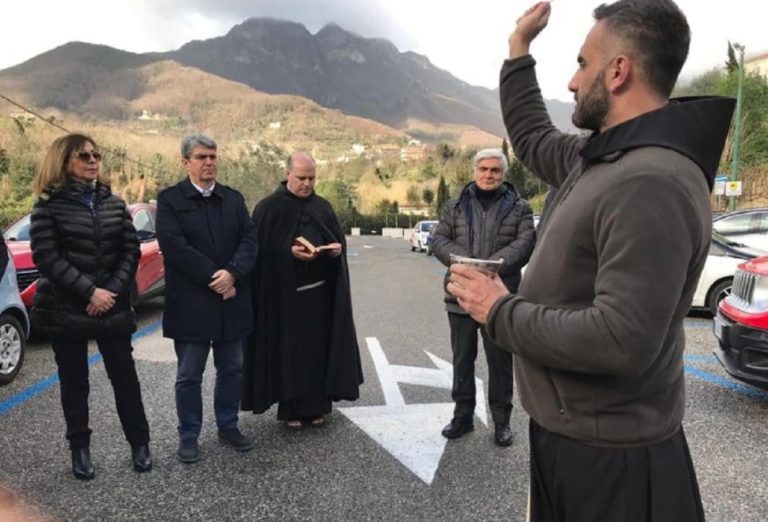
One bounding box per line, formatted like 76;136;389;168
190;153;217;161
77;151;102;162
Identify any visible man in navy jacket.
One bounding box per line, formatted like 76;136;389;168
156;134;258;463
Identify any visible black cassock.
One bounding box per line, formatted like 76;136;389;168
241;182;363;418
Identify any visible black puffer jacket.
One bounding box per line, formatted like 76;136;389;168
432;182;536;312
30;181;139;339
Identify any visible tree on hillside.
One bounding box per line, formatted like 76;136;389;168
317;179;355;212
436;175;450;214
422;188;435;207
726;42;739;73
451;162;472;191
421;157;438;179
406;185;421;206
506;157;539;199
436;143;455;163
501;139;511;164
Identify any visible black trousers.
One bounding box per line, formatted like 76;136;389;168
448;312;514;425
52;336;150;450
529;419;706;522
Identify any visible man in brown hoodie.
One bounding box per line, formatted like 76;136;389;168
447;1;735;520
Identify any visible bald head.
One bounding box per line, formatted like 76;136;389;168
286;151;316;173
285;151;317;198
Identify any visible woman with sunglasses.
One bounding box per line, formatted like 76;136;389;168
29;133;151;480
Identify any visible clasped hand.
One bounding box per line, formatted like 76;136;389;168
209;269;236;300
86;287;117;317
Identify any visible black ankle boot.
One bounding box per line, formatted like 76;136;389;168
71;447;95;480
131;444;152;472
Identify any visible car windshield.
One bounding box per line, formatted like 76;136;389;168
3;214;31;241
712;230;746;247
421;222;435;232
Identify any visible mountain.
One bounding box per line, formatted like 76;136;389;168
164;18;575;136
0;19;576;140
0;44;406;154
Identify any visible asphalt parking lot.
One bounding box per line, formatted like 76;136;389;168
1;236;767;521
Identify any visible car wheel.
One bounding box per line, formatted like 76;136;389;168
418;241;425;252
708;279;732;316
426;244;432;256
0;313;25;386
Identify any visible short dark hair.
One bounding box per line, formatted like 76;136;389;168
594;0;690;97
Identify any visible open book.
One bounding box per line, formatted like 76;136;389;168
293;236;337;254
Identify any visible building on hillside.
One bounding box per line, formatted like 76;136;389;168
269;121;282;129
9;111;35;123
400;145;427;162
400;205;431;217
745;51;768;77
375;144;401;160
351;144;366;155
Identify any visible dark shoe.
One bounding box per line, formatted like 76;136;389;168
218;428;254;452
441;418;474;439
310;416;326;428
131;444;152;472
177;439;200;464
494;424;513;447
71;448;95;480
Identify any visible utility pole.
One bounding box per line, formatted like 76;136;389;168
729;43;745;212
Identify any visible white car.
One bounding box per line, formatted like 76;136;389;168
409;220;438;253
713;208;768;253
692;231;761;315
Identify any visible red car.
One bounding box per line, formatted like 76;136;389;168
714;255;768;389
2;203;165;310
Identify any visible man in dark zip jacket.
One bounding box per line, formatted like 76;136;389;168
447;1;735;520
431;148;535;446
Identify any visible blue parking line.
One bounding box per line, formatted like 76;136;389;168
0;320;163;417
683;354;717;364
685;365;768;401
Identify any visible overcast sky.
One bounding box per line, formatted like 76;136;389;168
1;0;765;102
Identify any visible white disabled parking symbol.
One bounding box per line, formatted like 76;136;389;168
339;337;487;485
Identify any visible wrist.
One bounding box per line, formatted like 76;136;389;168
508;34;530;59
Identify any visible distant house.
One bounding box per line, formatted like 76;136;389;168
269;121;282;129
745;51;768;77
376;144;401;160
400;204;431;217
9;111;35;123
351;143;366;155
400;145;426;162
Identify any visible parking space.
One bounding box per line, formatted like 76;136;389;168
1;236;767;521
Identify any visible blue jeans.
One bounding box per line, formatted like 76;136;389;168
174;338;244;440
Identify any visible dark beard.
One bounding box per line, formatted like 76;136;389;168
572;75;610;131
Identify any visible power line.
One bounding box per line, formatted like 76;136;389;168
0;92;171;175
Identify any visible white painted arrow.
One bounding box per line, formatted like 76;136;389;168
339;337;488;485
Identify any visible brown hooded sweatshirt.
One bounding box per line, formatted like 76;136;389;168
487;55;735;446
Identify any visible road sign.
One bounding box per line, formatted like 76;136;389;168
725;181;743;197
714;180;727;196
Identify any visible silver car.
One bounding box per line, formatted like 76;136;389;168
0;242;30;385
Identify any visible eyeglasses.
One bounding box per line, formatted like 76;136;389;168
77;151;102;162
190;154;217;161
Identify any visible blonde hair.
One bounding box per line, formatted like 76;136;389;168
33;133;108;196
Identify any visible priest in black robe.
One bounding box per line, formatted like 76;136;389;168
241;152;363;429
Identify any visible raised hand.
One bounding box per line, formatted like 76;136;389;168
509;1;552;59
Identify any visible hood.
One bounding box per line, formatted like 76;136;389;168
579;96;736;190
